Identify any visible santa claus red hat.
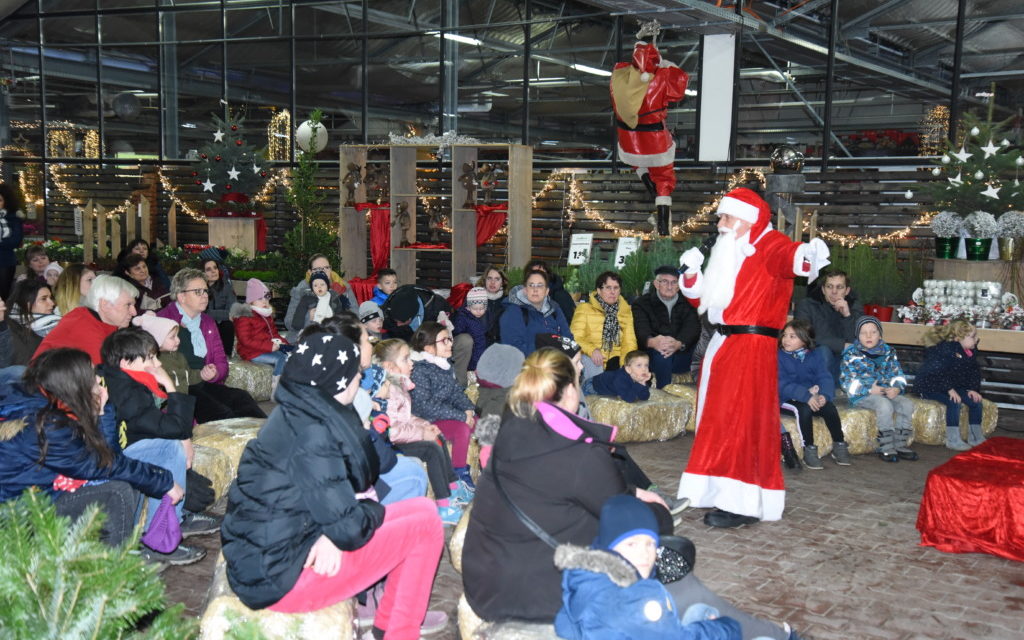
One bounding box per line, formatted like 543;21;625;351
632;41;661;80
716;187;773;255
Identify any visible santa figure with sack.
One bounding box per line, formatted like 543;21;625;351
676;186;830;528
609;20;689;237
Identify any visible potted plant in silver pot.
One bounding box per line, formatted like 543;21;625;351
997;210;1024;261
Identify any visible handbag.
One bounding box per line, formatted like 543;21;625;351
140;495;182;553
655;535;696;584
184;469;215;514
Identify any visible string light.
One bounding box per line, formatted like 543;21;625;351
51;165;135;218
266;109;291;161
806;210;938;248
919;105;950;156
158;170;211;223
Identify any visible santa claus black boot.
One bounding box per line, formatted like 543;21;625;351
656;204;671;237
640;172;657;197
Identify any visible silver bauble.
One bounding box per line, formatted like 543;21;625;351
941;155;951;164
970;126;981;136
931;167;942;176
769;145;805;173
974;170;985;180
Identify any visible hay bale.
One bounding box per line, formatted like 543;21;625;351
912;397;1000;445
661;384;697;433
192;417;265;500
448;504;473;575
225;358;273;402
586;388;689;443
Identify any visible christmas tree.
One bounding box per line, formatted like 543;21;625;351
193;113;269;214
922;114;1024;216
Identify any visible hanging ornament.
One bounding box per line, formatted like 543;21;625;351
200;153;208;160
941;155;951;164
952;147;973;163
191;171;198;177
974;170;985;180
260;171;267;177
1016;156;1024;167
215;155;222;161
202;178;215;192
931;167;942;176
213;130;225;142
981;139;1000;158
230;125;238;132
904;189;913;200
295;119;329;153
195;179;202;185
227;167;240;180
1001;139;1011;147
236;139;243;146
225;184;232;191
970;126;980;136
981;183;1001;199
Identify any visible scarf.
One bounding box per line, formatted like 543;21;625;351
123;368;169;400
313;292;334;323
784;347;808;362
410;349;451;370
177;303;207;358
855;340;888;357
486;289;504;301
597;296;621;352
252;304;273;317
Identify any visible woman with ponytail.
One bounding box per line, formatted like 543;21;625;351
0;348;182;545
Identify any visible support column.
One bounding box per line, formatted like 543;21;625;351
697;33;736;162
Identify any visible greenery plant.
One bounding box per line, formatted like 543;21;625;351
286;109;330;250
574;246;613;296
0;489;197;640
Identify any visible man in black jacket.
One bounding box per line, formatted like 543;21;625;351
794;270;860;385
631;265;701;388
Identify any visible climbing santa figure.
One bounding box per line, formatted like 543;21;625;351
610;20;689;237
676;186;830;528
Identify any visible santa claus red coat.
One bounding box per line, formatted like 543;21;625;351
677;188;828;521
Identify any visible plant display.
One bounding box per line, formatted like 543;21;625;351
930;211;965;238
997;211;1024;238
573;246;613;295
15;239;84;264
0;489;196;639
963;211;999;238
286;109;330;236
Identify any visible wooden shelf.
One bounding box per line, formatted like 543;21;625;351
882;322;1024;354
392;247;451;252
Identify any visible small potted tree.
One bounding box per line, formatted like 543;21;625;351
962;211;998;261
997;210;1024;261
930;211;964;259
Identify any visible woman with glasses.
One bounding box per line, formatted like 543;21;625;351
570;271;638;383
158;268;266;423
499;270;574;357
408;321;478;489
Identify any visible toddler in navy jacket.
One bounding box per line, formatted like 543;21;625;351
913;319;986;450
583;350;652;402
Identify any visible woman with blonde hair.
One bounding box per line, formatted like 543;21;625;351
52;263;96;315
462;346;797;639
914;319;986;450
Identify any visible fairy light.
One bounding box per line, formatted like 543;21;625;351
266;109;291;161
803;210;937;248
919;105;949;156
51;165;135;218
84;130;101;160
157;169;210;223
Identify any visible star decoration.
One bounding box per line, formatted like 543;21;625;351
252;163;262;175
981;184;1001;199
312;353;323;366
213;129;225;142
951;147;973;163
13;133;28;147
322;335;333;343
337;350;349;364
310;380;317;386
202;178;216;192
296;343;309;354
353;345;360;358
980;139;1000;159
948;172;963;186
336;377;348;391
227;166;240;180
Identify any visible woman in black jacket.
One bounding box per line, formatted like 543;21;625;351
0;348;181;545
220;333;443;640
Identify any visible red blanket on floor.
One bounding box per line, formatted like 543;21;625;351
917;437;1024;562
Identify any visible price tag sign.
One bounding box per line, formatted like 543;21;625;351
73;207;83;236
613;236;641;268
568;233;594;265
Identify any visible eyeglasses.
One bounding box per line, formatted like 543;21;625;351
526;282;547;289
183;288;210;297
435;336;453;345
600;285;621;292
311;266;330;273
655;278;678;286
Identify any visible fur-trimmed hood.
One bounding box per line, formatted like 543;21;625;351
474;414;502;447
229;301;255;321
554;544;639;587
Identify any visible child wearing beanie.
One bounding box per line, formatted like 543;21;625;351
841;316;915;463
230;278;291;378
290;271;348;333
359;300;384;343
555;494;743;640
452;286;493;385
135;314;202;391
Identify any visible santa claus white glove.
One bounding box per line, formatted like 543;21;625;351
658;58;678;69
679;247;705;274
799;237;831;282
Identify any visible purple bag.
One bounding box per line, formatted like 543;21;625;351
140;495;182;553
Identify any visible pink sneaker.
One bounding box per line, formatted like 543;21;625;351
356;582;386;630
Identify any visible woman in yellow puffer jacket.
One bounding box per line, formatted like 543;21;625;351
570;271;638;381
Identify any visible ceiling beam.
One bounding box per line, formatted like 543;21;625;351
771;0;831;28
840;0;914;36
867;12;1024;32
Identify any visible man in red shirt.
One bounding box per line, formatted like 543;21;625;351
35;274;138;364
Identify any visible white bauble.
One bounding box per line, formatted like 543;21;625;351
941;155;951;164
295;120;328;153
970;126;981;136
931;167;942;176
974;170;985;180
1016;156;1024;167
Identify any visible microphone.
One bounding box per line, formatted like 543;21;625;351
699;231;717;255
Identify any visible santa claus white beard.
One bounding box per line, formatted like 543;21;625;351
699;226;748;315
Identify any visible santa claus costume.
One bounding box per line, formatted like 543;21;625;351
676;187;829;526
610;40;688;236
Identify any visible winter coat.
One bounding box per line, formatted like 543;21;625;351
499;286;573;357
631;290;701;353
383;374;435;444
554;545;741;640
34;306;119;365
463;402;626;623
7;318;42;367
0;321;10;369
777;348;835;404
231;302;287;361
159;351;202;390
913;341;982;395
476;384;509;419
101;365;196;448
452;306;491;371
589;368;650;403
370;286;389;306
157;304;229;384
120;275;169;313
289;290;349;333
0;381;173;502
221;378;384;610
547;272;578;325
409;353;474;423
570;294;638;364
0;208;24;269
380;285;452;342
793;286;861;357
840;341;907;405
206;275;237;323
284;275;358;335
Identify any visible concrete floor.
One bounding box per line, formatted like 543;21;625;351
166;411;1024;640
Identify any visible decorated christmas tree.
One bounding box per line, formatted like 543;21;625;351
922;114;1024;216
193;112;269;214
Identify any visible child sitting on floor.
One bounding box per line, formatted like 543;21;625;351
582;350;652;403
232;278;291;379
778;319;850;469
841;316;916;463
375;338;473;525
914;319;986;451
555;494;743;640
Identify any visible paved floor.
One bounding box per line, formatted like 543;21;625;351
165;412;1024;640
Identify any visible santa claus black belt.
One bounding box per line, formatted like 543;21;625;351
616;119;665;132
714;324;780;338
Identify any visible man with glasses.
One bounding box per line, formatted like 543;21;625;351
158;268;265;422
631;265;701;388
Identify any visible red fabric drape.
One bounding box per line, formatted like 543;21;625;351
475;203;507;247
917;437;1024;562
357;202;391;277
448;282;473;309
346;277;377;305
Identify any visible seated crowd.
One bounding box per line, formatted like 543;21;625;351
0;239;991;640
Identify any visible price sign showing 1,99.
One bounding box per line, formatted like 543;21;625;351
568;233;594;266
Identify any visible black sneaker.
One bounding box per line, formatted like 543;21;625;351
180;512;222;538
141;543;207;566
703;508;759;528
